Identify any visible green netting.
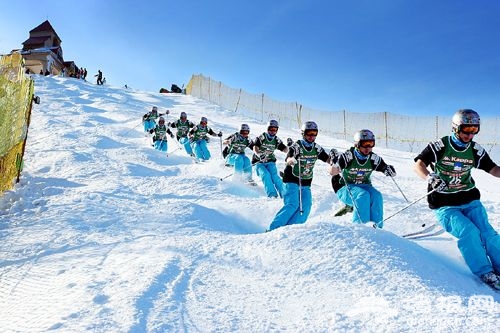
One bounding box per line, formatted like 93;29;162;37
0;54;34;192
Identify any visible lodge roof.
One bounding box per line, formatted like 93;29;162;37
29;20;62;43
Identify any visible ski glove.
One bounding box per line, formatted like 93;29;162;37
287;157;297;166
217;132;223;137
287;138;293;146
384;165;396;177
170;133;175;139
329;148;340;164
427;173;448;191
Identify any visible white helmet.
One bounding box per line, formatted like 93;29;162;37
452;109;480;134
354;129;375;146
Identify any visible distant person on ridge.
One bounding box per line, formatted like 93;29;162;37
251;120;290;197
188;117;222;162
414;109;500;290
170;112;195;156
95;70;103;85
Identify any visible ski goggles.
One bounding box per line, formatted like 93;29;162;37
267;127;278;133
459;125;479;135
304;131;318;138
240;130;250;135
359;140;375;148
200;121;207;125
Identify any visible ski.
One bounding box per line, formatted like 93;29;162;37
405;228;445;240
401;223;437;238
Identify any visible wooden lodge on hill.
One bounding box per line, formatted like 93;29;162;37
9;20;79;76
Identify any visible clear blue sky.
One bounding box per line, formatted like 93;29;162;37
1;0;499;117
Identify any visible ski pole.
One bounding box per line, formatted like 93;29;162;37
382;188;436;223
389;175;409;202
124;121;143;136
220;136;223;158
298;158;303;215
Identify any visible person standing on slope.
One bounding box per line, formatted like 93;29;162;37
334;129;396;229
252;120;290;198
188;117;222;162
149;116;174;153
267;121;335;231
223;124;255;184
414;109;500;290
170;111;195;156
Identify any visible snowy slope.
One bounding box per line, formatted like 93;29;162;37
1;76;499;332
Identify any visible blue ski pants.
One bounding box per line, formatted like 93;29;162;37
337;183;384;228
179;137;193;155
191;139;211;161
255;162;283;198
269;183;312;231
435;200;500;277
226;153;252;181
154;139;168;152
143;119;156;132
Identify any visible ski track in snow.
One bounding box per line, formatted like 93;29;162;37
0;76;499;332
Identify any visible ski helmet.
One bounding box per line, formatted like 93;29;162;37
452;109;480;134
301;121;318;134
267;119;279;129
200;117;208;124
152;106;158;112
180;111;187;119
240;124;250;132
354;129;375;147
158;116;165;123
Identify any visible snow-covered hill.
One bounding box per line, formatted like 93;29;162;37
1;76;499;332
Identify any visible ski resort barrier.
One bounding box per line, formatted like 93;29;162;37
186;74;499;160
0;53;36;193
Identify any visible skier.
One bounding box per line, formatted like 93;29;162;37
142;106;168;133
149;117;174;152
188;117;222;162
267;121;335;231
94;70;103;85
251;120;289;197
414;109;500;290
334;129;396;229
170;111;195;156
223;124;255;184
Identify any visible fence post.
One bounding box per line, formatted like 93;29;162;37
261;93;265;122
384;111;388;148
343;109;347;140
